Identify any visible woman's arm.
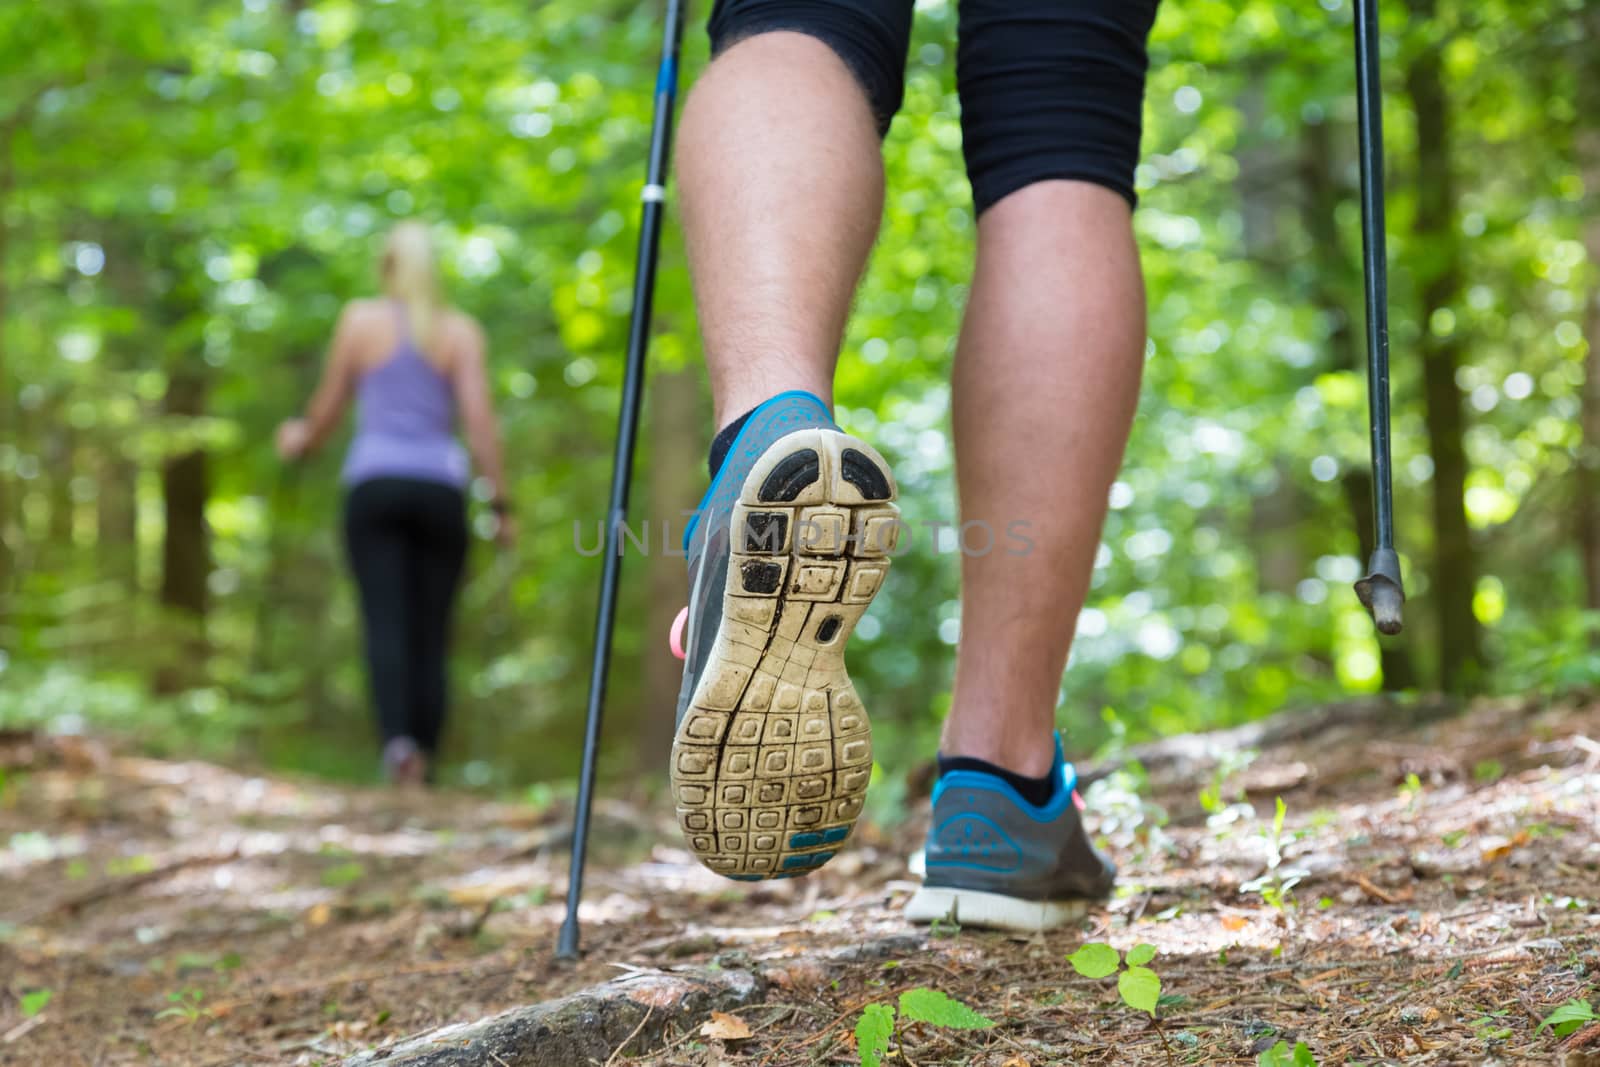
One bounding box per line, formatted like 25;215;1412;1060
277;303;361;460
451;316;508;509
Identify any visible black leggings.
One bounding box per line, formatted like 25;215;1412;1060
707;0;1161;213
343;478;468;756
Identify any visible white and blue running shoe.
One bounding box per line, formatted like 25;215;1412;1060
906;736;1116;931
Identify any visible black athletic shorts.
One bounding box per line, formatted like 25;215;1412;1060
707;0;1161;214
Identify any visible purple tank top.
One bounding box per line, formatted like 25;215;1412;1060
341;304;470;490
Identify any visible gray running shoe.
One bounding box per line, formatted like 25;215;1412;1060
671;390;899;881
904;737;1116;931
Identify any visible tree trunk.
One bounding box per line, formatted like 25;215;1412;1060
1405;0;1483;692
98;450;140;592
100;225;150;595
1298;117;1420;690
46;419;76;551
157;370;211;690
0;114;21;620
1576;10;1600;628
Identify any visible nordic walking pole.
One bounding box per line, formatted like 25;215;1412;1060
557;0;688;960
1350;0;1405;635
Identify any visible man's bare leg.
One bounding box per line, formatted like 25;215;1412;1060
669;30;904;882
677;32;884;428
943;181;1147;777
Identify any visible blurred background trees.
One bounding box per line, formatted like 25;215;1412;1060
0;0;1595;791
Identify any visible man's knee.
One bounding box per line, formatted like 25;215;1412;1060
707;0;914;135
957;0;1161;214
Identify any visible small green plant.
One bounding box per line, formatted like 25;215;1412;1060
174;950;243;975
1470;1009;1512;1041
523;781;555;813
320;861;366;888
1398;771;1424;804
20;989;53;1018
106;854;156;876
1198;748;1258;815
852;988;993;1067
1241;797;1306;920
155;988;208;1025
1067;942;1162;1017
1536;997;1596;1038
1257;1039;1318;1066
1082;753;1171;856
1472;759;1504;784
855;1004;893;1067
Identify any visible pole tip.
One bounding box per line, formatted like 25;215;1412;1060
556;918;580;960
1354;548;1405;636
1365;582;1404;635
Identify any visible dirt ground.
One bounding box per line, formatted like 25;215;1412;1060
2;694;1597;1066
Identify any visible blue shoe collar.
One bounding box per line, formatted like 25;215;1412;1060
682;389;833;551
930;735;1078;823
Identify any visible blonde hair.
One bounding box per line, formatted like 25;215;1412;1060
381;221;441;356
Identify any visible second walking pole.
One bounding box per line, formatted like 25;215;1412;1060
1350;0;1406;635
557;0;689;960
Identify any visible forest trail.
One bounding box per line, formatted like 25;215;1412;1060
2;696;1597;1066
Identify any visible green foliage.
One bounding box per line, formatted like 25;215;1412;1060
897;988;994;1030
1257;1040;1319;1067
1242;797;1306;921
1199;747;1257;815
20;989;53;1018
1067;943;1121;980
320;861;366;888
853;988;992;1066
175;950;243;974
1118;966;1162;1018
0;0;1595;790
155;988;208;1025
1535;997;1596;1037
854;1003;894;1067
1069;943;1165;1017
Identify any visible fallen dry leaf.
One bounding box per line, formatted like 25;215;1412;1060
1222;915;1249;931
1001;1057;1033;1067
699;1011;753;1041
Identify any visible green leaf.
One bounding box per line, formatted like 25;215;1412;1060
1257;1040;1318;1067
1068;942;1120;979
1535;999;1596;1035
20;989;52;1017
1118;966;1161;1017
1257;1041;1293;1067
897;988;994;1029
1125;943;1158;966
1272;796;1287;837
321;861;366;888
855;1003;894;1067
